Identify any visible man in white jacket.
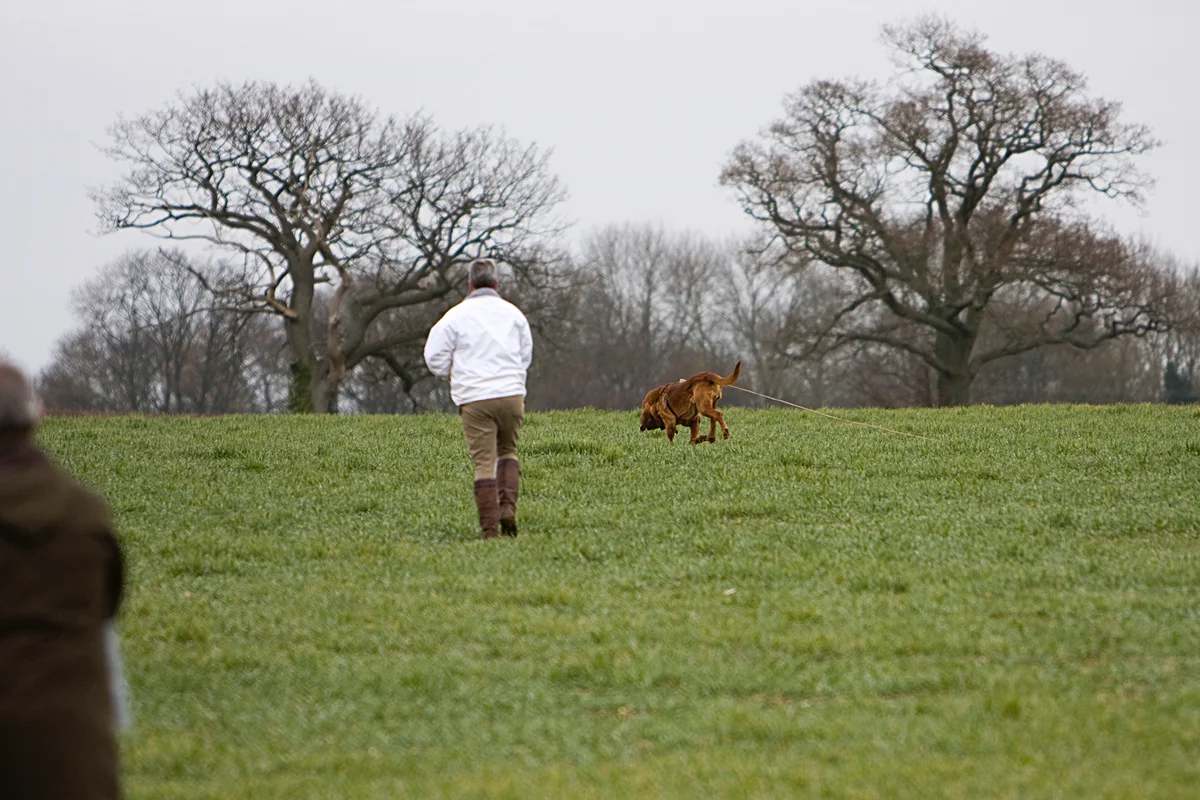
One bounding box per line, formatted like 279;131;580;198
424;259;533;539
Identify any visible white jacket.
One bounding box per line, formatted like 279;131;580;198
423;289;533;406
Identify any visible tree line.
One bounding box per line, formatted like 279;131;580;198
37;18;1200;414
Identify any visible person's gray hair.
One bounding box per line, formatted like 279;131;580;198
468;258;498;289
0;362;40;430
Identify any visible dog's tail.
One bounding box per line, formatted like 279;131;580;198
717;361;741;386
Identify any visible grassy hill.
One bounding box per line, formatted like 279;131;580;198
39;405;1200;798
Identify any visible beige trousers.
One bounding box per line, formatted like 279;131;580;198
461;395;525;480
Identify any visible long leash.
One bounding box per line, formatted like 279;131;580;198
725;384;938;442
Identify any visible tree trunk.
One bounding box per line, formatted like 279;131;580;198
935;370;972;407
288;358;341;413
934;331;975;407
285;260;324;413
311;365;339;414
318;275;351;415
287;360;313;413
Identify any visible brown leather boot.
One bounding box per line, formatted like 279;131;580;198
497;458;519;537
473;478;500;539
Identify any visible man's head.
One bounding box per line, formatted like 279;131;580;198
468;258;499;292
0;362;40;440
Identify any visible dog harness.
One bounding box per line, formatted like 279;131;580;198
662;391;691;422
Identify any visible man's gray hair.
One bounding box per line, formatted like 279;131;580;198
0;362;40;430
468;258;498;289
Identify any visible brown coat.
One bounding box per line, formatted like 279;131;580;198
0;445;124;800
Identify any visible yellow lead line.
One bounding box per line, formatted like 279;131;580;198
726;385;939;443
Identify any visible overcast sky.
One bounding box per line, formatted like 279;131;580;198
2;0;1196;373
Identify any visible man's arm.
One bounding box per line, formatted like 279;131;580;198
423;317;456;379
518;314;533;371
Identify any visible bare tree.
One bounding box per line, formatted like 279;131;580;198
62;258;162;412
531;224;734;410
717;244;861;407
93;80;566;412
722;17;1174;406
340;352;448;414
38;331;116;413
972;335;1160;405
238;320;292;413
1161;266;1200;403
77;250;212;412
38;250;269;414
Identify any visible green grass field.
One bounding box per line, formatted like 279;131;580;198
39;405;1200;798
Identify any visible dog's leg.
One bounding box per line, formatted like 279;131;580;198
661;408;678;442
697;396;728;441
688;417;702;444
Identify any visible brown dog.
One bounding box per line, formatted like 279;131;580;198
639;361;741;443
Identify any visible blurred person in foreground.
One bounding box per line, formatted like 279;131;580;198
424;259;533;539
0;362;125;799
